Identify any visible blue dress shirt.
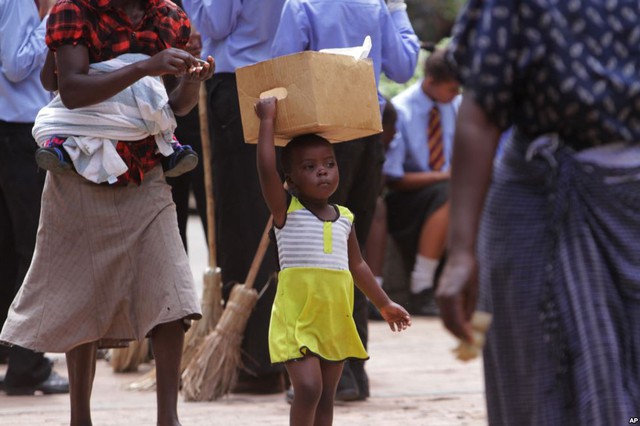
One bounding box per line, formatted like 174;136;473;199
182;0;286;73
383;82;461;179
271;0;419;110
0;0;49;123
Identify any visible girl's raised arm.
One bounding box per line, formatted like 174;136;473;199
256;97;287;227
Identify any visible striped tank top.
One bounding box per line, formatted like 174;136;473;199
274;196;353;271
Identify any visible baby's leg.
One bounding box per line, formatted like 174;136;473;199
315;360;344;426
66;341;98;426
150;320;185;426
285;355;323;426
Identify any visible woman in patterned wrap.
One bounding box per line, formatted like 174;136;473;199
437;1;640;425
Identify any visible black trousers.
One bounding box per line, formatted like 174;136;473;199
206;74;281;377
167;106;208;250
330;133;385;394
0;121;52;387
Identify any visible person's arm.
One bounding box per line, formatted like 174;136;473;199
0;0;53;83
40;49;57;91
55;44;203;109
380;2;419;83
256;97;288;227
348;227;411;332
181;0;242;41
387;171;450;192
435;95;501;342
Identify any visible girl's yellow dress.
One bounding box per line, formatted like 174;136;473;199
269;196;369;363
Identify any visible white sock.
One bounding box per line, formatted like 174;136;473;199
410;255;438;294
374;276;384;288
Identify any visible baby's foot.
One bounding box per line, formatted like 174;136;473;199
163;145;198;178
35;146;72;173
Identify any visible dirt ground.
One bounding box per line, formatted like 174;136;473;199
0;317;486;426
0;217;487;426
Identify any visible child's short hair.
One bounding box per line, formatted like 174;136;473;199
424;48;457;83
282;134;332;174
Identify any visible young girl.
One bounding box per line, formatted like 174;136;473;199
256;97;411;426
0;0;213;425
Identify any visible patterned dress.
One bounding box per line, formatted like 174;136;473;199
446;1;640;425
269;196;368;363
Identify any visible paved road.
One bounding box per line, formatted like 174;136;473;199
0;216;487;425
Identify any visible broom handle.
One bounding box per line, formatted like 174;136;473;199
244;215;273;290
198;83;217;268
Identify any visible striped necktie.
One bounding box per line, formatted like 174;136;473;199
427;105;444;171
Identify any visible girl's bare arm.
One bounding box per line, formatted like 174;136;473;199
256;97;288;227
348;227;411;331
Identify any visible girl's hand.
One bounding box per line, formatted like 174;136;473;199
255;97;277;121
141;48;201;77
435;250;478;343
379;302;411;332
183;56;215;82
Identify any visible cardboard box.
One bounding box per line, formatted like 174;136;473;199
236;51;382;146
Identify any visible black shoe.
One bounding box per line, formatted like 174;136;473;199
230;372;285;394
35;146;72;173
335;367;362;401
285;387;294;405
163;145;198;178
408;288;440;317
4;371;69;396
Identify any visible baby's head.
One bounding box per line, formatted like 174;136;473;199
282;134;339;201
422;48;460;104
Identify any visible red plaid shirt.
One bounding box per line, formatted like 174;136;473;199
45;0;191;185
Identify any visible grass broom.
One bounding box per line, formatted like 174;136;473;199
128;83;223;390
110;339;150;373
181;215;273;401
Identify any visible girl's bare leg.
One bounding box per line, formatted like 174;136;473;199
285;355;323;426
66;341;98;426
314;360;344;426
151;320;185;426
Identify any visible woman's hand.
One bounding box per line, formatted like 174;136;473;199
435;250;478;342
379;302;412;332
141;48;201;77
182;55;215;83
255;97;277;121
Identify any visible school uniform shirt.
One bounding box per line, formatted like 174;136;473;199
383;82;461;180
271;0;419;110
182;0;285;73
0;0;50;123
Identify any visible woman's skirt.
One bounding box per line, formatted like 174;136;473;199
0;166;201;352
479;134;640;425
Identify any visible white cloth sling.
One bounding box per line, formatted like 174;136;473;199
32;53;176;184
